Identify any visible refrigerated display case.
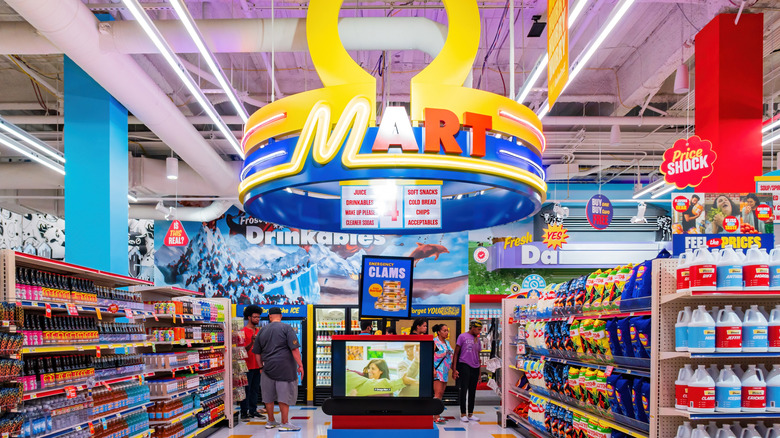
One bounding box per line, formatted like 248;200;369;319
257;317;307;404
312;305;356;405
349;307;382;334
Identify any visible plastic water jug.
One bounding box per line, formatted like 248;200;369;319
708;422;721;438
688;364;716;412
744;305;769;352
770;305;780;352
741;425;762;438
676;364;694;410
716;305;743;352
689;305;716;353
718;246;744;290
733;365;745;379
732;423;744;438
767;364;780;412
692;425;712;438
770;248;780;290
676;421;693;438
677;249;693;292
735;306;746;319
690;248;717;291
745;245;770;290
764;424;780;438
716;425;737;438
708;364;721;381
742;364;767;412
716;365;742;413
676;306;692;352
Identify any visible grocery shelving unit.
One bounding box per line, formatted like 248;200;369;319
0;250;234;438
501;294;653;438
650;258;780;436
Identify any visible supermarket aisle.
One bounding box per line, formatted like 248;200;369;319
207;406;522;438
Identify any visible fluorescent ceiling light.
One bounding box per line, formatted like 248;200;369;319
537;0;637;117
168;0;248;123
763;131;780;146
515;0;590;104
127;194;138;203
762;117;780;133
632;178;665;199
121;0;245;158
0;116;64;163
0;132;65;175
650;183;676;199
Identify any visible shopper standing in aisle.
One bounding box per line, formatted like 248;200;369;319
359;320;373;335
253;307;304;432
240;305;265;421
453;320;482;423
432;323;454;424
410;318;428;335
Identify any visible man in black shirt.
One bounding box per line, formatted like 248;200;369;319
682;194;702;233
253;307;304;431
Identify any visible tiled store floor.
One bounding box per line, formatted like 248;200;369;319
207;405;525;438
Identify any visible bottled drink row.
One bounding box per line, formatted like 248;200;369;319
20;393;91;437
21;314;145;346
0;302;23;326
144;352;199;371
91;411;149;438
316;371;331;386
151;414;197;438
148;327;202;343
94;354;145;381
148;395;198;422
15;267;98;304
14;267;145;309
148;375;199;398
199;375;224;399
199;351;223;371
196;397;224;427
91;382;150;416
23;355;94;391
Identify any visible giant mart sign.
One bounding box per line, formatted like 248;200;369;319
238;0;547;234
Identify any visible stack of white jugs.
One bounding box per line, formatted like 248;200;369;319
675;363;780;414
676;305;780;354
675;422;780;438
676;245;780;294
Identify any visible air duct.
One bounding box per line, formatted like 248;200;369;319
129;200;232;221
4;0;236;194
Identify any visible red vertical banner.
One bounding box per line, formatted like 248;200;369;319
696;14;763;192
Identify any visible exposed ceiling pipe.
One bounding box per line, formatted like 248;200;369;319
1;115;692;127
0;17;446;57
3;0;236;194
129;156;240;197
129;200;232;221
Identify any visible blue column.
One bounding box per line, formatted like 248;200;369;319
64;56;128;274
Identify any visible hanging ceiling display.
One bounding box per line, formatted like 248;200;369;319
238;0;547;234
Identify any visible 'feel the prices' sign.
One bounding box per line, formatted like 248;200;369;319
661;136;718;189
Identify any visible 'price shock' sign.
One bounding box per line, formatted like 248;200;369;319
586;194;613;230
661;136;718;189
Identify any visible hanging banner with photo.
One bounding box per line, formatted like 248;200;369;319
670;192;774;255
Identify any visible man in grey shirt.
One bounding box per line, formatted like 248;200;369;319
253;307;304;431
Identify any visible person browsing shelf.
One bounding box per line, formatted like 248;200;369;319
432;324;454;424
240;305;265;421
453;320;483;423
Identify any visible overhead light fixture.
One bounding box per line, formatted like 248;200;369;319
537;0;638;117
763;115;780;134
127;193;138;203
515;0;590;104
167;0;248;123
166;157;179;180
650;183;677;199
610;125;621;146
673;63;690;94
632;178;665;199
527;15;547;38
0;116;64;163
0;132;65;175
121;0;245;158
631;201;648;223
763;131;780;146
